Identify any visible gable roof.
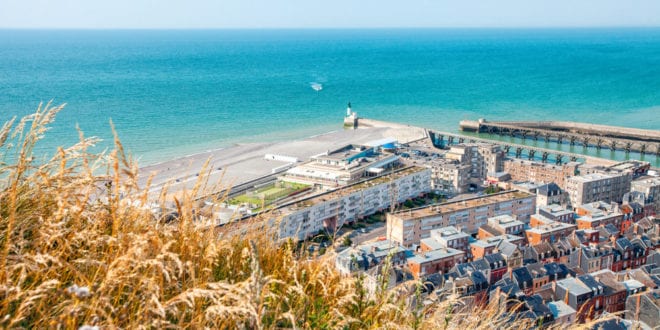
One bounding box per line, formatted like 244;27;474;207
526;262;548;279
484;253;507;269
511;267;533;286
556;277;591;296
497;240;519;257
537;182;561;196
543;262;569;279
547;300;576;319
531;242;555;256
577;274;603;293
490;278;522;299
615;237;633;251
470;258;491;272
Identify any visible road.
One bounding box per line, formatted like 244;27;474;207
352;224;386;245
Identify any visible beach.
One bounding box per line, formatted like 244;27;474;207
137;119;428;198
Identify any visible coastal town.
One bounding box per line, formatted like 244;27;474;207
159;106;660;329
4;2;660;328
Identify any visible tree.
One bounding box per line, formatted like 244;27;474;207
343;236;352;247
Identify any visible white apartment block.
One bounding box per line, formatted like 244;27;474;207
565;172;632;208
275;166;432;240
387;190;536;247
445;143;504;181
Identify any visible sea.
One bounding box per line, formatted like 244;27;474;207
0;28;659;166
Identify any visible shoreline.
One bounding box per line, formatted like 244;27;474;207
137;121;428;198
136;117;656;200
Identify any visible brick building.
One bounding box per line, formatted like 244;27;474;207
502;158;579;189
407;247;466;278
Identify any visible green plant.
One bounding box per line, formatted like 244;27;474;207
343;236;353;247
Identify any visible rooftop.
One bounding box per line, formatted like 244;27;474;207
547;301;576;318
281;166;427;211
556;277;592;296
578;201;620;215
622;279;645;292
609;160;650;172
489;215;524;229
363;137;397;148
632;176;660;188
568;172;625;183
506;158;564;169
336;239;406;263
538;205;573;216
317;144;370;162
431;226;470;241
391;190;535;221
470;234;522;249
537;182;561;196
407;247;464;264
525;221;575;235
596;273;626;294
286;146;399;181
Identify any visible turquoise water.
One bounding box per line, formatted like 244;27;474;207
0;29;659;165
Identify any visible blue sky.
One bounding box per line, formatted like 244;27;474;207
1;0;659;29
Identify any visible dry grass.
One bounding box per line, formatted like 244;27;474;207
0;103;606;329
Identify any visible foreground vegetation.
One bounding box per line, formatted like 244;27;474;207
1;104;592;328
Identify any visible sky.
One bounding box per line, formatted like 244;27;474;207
1;0;659;29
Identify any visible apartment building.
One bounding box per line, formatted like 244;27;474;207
420;226;470;253
407;247;466;278
502;159;579;189
565;172;632;208
425;159;472;195
631;177;660;213
470;235;525;260
537;205;575;224
478;214;525;239
386;190;536;246
283;143;400;188
526;219;576;245
445;143;504;180
276;166;432;240
575;201;623;230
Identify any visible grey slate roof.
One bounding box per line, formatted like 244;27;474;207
537;182;561;196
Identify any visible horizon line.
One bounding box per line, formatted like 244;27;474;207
2;25;660;31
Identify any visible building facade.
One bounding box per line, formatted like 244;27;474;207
277;166;432;240
565;172;632;208
503;159;579;189
631;177;660;213
387;190;536;246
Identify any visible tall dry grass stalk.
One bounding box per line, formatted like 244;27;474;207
0;103;600;329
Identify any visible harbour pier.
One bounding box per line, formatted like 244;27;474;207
427;130;608;165
460;119;660;155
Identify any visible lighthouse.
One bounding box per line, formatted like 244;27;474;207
343;102;358;129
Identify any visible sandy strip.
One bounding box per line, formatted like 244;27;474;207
137;121;428;200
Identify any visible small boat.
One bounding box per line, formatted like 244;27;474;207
310;82;323;91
